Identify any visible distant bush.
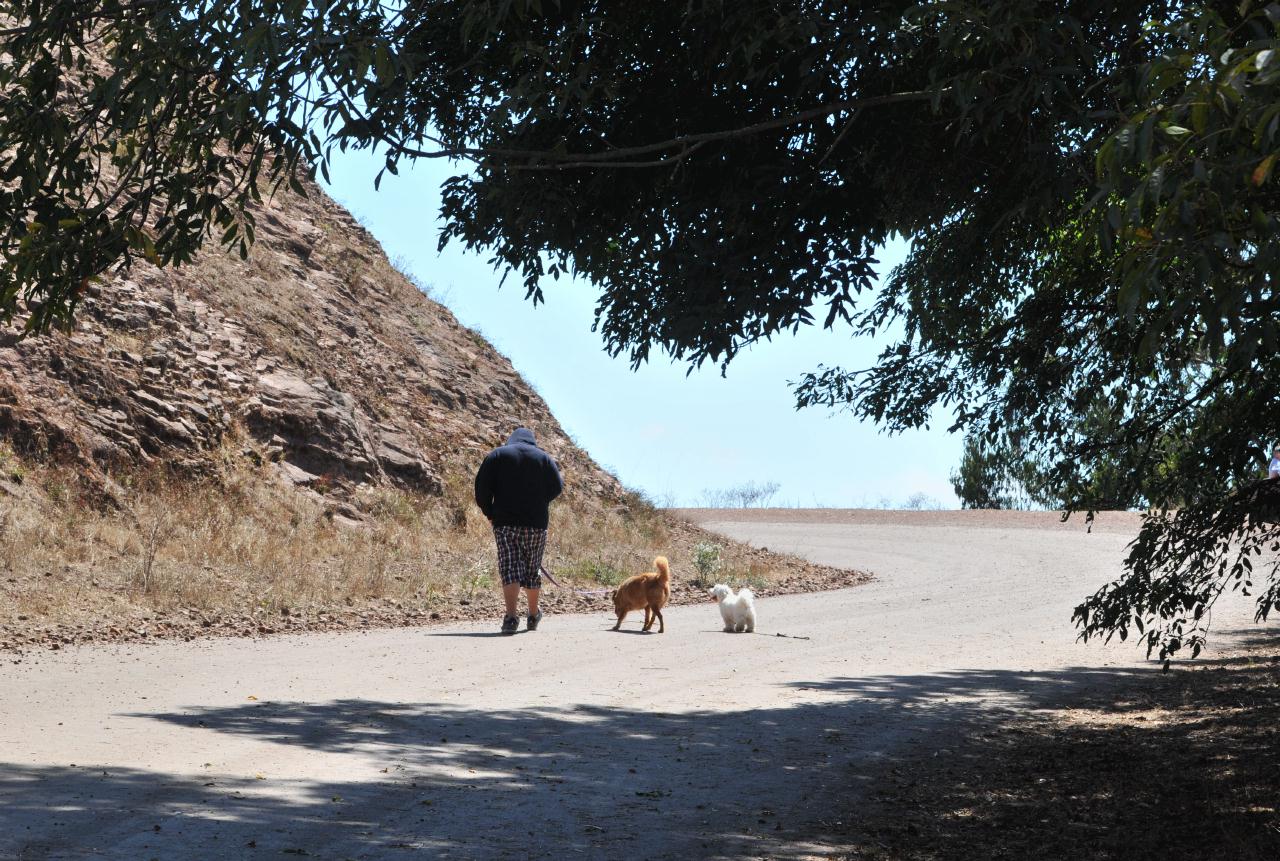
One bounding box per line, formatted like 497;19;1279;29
698;480;781;508
653;490;677;509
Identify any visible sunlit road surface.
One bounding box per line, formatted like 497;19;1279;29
0;510;1258;860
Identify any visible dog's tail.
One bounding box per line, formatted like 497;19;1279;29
653;556;670;583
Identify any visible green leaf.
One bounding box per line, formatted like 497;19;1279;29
1190;100;1209;133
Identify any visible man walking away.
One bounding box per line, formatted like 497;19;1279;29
474;427;564;634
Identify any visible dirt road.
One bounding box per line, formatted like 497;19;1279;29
0;511;1257;859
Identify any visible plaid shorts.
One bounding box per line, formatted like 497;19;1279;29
493;525;547;589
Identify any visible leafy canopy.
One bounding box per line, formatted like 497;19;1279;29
4;0;1280;661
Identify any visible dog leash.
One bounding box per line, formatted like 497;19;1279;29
539;565;614;597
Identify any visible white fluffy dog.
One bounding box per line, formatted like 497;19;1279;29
709;584;756;633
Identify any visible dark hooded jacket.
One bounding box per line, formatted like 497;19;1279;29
474;428;564;529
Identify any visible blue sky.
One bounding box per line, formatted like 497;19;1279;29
324;152;962;508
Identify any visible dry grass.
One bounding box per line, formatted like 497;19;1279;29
0;445;856;651
0;461;626;618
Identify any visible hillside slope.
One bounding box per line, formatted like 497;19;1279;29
0;175;615;508
0;178;862;652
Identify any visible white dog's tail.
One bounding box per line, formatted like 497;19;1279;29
739;587;755;605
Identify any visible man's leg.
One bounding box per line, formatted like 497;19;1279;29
503;582;521;617
522;527;547;629
494;526;521;633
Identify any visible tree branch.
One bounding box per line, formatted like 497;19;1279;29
385;88;942;169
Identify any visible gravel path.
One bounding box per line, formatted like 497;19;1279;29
0;511;1256;860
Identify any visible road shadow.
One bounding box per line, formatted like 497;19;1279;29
427;631;520;638
1210;625;1280;651
787;639;1280;860
3;650;1276;859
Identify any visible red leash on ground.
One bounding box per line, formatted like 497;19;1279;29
539;566;613;597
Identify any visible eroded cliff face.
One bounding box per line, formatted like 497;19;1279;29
0;176;620;508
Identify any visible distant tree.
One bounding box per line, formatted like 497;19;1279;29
951;436;1014;510
950;399;1194;514
5;1;1280;661
950;434;1055;511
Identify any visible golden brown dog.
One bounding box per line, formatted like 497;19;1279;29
611;556;671;633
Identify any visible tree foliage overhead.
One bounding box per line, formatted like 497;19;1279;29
4;0;1280;662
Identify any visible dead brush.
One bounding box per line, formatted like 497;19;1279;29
132;506;174;594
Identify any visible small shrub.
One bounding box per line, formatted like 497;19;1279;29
0;442;24;483
691;541;722;586
130;505;176;594
461;562;492;600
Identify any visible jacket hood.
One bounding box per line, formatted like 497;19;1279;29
506;427;537;447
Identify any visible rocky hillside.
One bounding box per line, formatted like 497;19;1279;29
0;174;865;654
0;174;620;513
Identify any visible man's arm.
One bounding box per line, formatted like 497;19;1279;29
474;456;496;520
545;458;564;502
